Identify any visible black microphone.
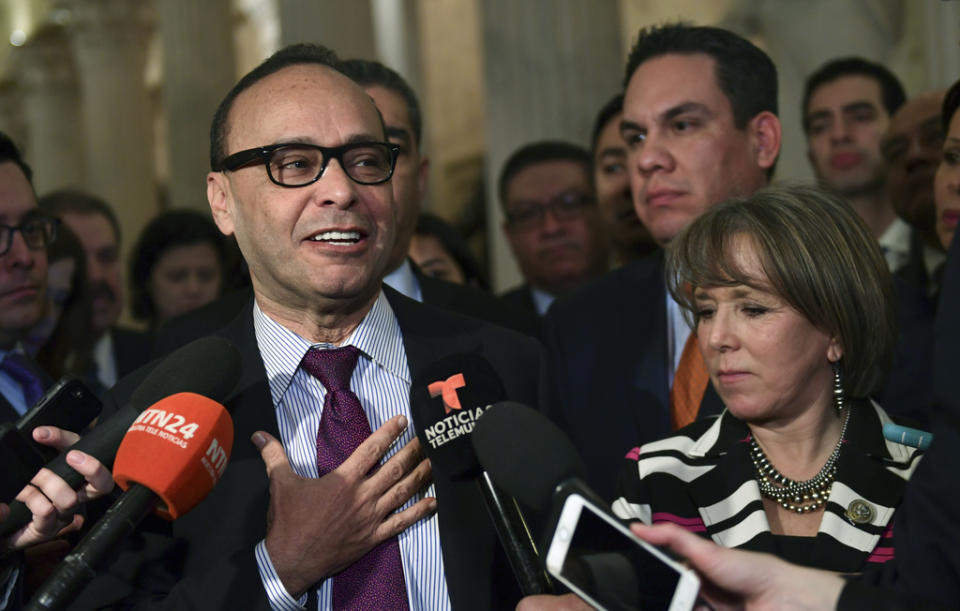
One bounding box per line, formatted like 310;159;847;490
0;336;241;538
26;393;235;611
409;353;553;596
471;400;595;512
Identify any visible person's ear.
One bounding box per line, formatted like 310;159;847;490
207;172;235;236
748;111;782;171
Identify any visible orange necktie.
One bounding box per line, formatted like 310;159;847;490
670;333;709;430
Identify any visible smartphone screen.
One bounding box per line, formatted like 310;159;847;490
548;496;697;611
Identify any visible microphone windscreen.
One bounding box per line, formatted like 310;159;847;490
410;353;505;481
472;401;586;511
112;392;234;520
129;336;242;410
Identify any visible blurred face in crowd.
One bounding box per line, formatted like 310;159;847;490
364;85;428;272
409;233;465;285
60;211;123;335
502;160;608;296
934;107;960;250
695;236;841;426
882;90;945;242
594;111;655;258
207;64;396;331
148;242;223;325
806;76;890;196
0;162;47;348
26;258;76;350
621;53;778;246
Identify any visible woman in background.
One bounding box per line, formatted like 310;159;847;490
129;210;225;329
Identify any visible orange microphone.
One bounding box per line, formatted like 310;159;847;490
28;393;234;611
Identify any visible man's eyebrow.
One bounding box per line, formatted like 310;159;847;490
841;101;877;115
619;118;642;134
661;102;712;122
345;133;385;144
597;147;626;160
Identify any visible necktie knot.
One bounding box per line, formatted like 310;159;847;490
301;345;360;392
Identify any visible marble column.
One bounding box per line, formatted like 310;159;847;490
157;0;235;211
0;80;26;154
67;0;157;249
14;24;85;195
482;0;623;292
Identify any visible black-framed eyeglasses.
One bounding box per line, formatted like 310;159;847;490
505;190;596;230
0;216;59;257
214;141;400;187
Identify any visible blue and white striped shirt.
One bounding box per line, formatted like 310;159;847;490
251;292;450;611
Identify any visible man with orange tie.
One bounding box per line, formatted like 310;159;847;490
542;23;782;499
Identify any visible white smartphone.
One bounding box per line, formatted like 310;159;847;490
545;493;700;611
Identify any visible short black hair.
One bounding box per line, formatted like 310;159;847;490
0;131;33;185
40;189;122;244
209;43;341;170
591;94;624;154
129;210;226;323
340;59;423;149
943;78;960;134
497;141;592;207
414;212;489;291
624;23;778;129
802;57;906;132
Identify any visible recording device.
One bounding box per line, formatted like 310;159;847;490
0;376;102;502
409;353;552;595
882;423;933;449
1;336;241;538
27;392;235;611
546;487;700;611
473;402;700;611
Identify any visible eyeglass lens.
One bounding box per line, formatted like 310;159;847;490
0;218;57;256
268;143;394;186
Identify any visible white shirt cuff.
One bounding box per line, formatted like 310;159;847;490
254;539;309;611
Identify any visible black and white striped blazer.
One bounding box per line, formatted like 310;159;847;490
612;400;923;572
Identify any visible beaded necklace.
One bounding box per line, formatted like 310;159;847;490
749;407;849;514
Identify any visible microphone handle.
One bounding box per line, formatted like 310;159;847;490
25;484;157;611
476;471;553;595
0;409;137;538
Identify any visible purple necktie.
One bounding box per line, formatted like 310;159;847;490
1;352;45;409
301;346;410;611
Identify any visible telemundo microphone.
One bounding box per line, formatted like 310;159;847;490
26;392;235;611
409;353;553;596
0;336;241;538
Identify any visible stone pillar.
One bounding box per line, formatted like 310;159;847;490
68;0;157;249
371;0;422;93
14;25;85;195
0;80;26;153
481;0;623;291
277;0;377;61
157;0;235;211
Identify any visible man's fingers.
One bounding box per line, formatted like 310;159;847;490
26;468;79;517
32;426;80;452
252;431;295;480
375;457;432;517
340;415;408;480
375;496;437;542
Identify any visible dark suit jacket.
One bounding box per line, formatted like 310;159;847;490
111;328;152;380
76;287;550;610
153;264;541;357
541;253;723;501
499;285;538;317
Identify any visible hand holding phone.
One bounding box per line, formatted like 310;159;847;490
545;492;700;611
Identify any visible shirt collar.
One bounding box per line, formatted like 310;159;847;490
382;259;422;302
253;290;409;407
529;286;555;315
